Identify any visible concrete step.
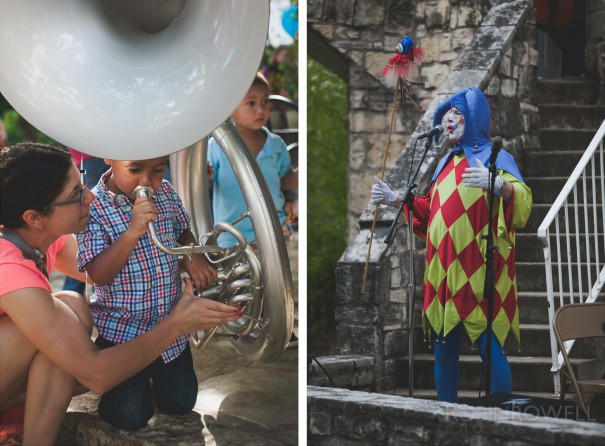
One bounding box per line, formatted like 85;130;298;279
406;297;548;327
409;291;548;326
524;176;602;203
515;233;542;262
538;129;596;150
522;150;584;177
516;291;602;325
523;203;603;233
516;232;604;263
539;104;605;130
411;324;597;358
516;261;547;291
399;354;597;393
538;80;600;106
517;292;550;324
411;289;585;327
309;387;605;443
516;259;604;292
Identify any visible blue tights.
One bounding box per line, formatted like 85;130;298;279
433;324;512;402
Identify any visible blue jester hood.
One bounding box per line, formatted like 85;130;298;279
431;86;524;183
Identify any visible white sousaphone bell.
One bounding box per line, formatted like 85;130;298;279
0;0;294;363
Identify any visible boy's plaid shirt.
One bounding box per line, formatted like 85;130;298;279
77;171;191;363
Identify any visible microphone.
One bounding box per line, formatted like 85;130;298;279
490;136;503;165
418;125;445;139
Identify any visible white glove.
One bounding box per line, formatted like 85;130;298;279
370;177;400;207
462;158;504;192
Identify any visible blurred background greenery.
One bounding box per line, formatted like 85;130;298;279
0;100;56;146
307;58;348;355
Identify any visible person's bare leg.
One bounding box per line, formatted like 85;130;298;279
1;291;93;445
21;351;78;446
54;291;93;334
0;315;36;410
0;317;30;446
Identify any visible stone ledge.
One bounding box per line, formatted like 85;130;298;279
56;339;298;445
308;386;605;445
60;407;205;446
308;355;374;390
59;406;292;446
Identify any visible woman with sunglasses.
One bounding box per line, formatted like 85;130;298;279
0;142;241;445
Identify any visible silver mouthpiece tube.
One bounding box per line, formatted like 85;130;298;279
132;185;223;257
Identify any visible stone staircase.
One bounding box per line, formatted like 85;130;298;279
394;78;604;410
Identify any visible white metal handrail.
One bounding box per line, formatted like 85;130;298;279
537;119;605;395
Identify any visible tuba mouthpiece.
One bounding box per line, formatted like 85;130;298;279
133;185;153;200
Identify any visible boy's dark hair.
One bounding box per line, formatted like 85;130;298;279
0;142;73;228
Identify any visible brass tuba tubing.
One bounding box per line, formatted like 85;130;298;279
132;185;224;258
209;122;294;362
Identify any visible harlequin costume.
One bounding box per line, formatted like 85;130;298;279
405;87;532;401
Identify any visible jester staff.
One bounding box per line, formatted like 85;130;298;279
361;35;425;293
360;35;425;397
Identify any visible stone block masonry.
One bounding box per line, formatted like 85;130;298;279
308;386;605;445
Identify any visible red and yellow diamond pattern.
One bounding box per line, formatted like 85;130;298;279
408;154;532;346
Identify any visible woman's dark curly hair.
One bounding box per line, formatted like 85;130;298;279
1;142;73;229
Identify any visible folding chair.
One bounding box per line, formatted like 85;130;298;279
553;302;605;416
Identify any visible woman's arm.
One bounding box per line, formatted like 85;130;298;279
54;234;92;284
0;279;239;395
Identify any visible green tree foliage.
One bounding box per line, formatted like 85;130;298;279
261;41;298;102
1;96;55;146
307;58;348;354
261;1;298;101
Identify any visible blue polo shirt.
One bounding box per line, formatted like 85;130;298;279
208;127;292;247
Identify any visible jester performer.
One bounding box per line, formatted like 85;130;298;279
370;87;532;402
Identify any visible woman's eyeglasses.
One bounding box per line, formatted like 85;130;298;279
49;169;87;207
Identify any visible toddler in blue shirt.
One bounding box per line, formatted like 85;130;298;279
208;72;298;247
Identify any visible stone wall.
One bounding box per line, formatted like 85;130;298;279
311;0;540;391
308;386;605;445
309;0;495;238
586;0;605;103
309;0;604;239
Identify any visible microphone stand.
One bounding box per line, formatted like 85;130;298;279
385;136;435;397
483;153;499;396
